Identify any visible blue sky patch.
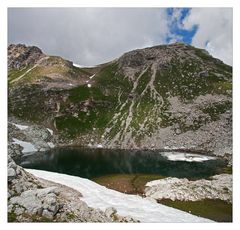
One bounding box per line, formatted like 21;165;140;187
166;8;198;44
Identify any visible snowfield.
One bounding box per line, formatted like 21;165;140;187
159;152;216;162
11;122;29;130
12;138;37;153
73;63;96;68
26;169;213;223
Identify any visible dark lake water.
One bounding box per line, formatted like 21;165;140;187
16;147;227;179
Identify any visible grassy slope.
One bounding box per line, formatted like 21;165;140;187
8;47;232;143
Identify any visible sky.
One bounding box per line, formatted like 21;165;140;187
8;8;232;66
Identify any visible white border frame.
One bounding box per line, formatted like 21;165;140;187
1;1;239;230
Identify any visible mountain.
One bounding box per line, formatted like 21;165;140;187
8;43;232;156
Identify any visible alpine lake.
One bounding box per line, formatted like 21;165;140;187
16;147;232;222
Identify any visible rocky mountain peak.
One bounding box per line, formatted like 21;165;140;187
118;42;213;70
119;43;184;68
8;44;45;69
117;42;226;81
8;43;232;155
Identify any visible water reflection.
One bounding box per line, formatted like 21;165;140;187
17;147;226;179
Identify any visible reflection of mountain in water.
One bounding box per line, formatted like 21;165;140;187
17;147;226;179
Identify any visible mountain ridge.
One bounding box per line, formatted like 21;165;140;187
8;43;232;157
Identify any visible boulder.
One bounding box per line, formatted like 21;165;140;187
105;207;117;218
8;168;16;181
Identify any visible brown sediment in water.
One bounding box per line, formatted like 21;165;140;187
93;173;232;222
93;173;165;195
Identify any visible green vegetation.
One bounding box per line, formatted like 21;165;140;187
159;199;232;222
155;58;231;101
194;47;232;73
8;66;32;84
135;68;151;94
8;212;17;222
68;85;91;102
55;106;112;138
8;84;50;122
66;212;77;220
95;63;132;105
30;215;52;222
70;65;92;76
194;48;213;62
202;101;232;121
222;166;232;174
8;45;232;142
213;81;232;94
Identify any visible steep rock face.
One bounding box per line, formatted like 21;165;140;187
8;44;90;89
8;44;45;69
8;43;232;156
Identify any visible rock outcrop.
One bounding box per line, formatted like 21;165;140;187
8;119;56;154
8;44;45;69
145;174;232;203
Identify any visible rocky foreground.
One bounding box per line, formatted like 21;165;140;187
8;148;138;222
8;121;139;222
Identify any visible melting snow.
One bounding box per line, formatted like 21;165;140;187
73;63;96;68
89;74;95;79
47;142;55;148
47;128;54;135
160;152;216;162
26;169;213;223
11;123;29;130
73;63;82;68
12;138;37;153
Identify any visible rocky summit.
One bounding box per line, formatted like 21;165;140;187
8;42;232;157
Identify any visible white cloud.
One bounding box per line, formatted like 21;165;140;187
8;8;232;66
182;8;232;65
8;8;169;66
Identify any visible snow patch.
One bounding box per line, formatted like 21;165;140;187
26;169;213;223
97;144;103;148
89;74;95;79
73;63;96;68
47;142;55;148
146;177;181;187
87;84;91;88
73;63;82;68
47;128;54;135
11;123;29;130
160;152;216;162
12;138;37;153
